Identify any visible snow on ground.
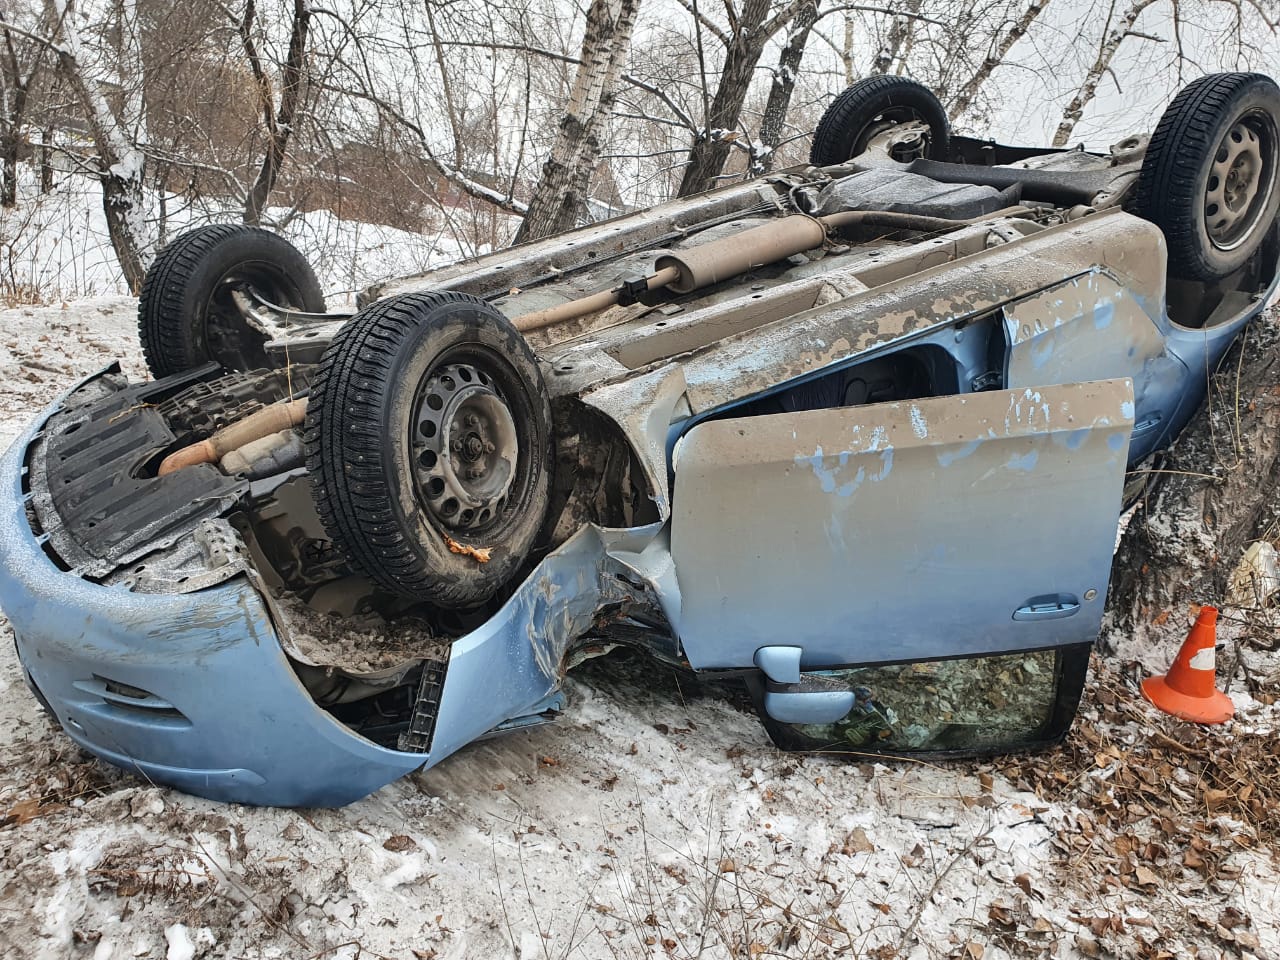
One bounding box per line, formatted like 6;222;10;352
1;300;1279;960
0;170;483;305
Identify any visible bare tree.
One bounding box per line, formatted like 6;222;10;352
869;0;921;75
238;0;311;224
0;6;50;207
514;0;640;243
757;0;818;172
676;0;806;197
1052;0;1159;146
39;0;152;289
947;0;1050;121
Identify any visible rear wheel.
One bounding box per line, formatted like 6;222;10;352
138;224;324;377
305;292;553;607
1135;72;1280;281
809;76;951;166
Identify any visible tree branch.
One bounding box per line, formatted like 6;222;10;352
312;79;527;215
672;0;731;46
812;3;947;28
0;17;66;54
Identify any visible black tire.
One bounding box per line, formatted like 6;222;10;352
305;292;553;607
138;224;325;378
1135;72;1280;281
809;76;951;166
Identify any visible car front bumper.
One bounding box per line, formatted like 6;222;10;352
0;372;621;807
0;383;432;806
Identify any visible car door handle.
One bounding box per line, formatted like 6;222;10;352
1012;594;1081;621
1132;413;1163;435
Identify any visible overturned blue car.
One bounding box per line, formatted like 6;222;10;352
3;73;1278;806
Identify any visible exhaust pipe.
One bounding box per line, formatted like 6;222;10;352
512;208;1027;333
654;215;827;294
158;398;308;476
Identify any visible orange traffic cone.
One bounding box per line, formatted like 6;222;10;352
1141;605;1234;724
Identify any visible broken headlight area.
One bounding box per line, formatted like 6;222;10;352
750;645;1091;756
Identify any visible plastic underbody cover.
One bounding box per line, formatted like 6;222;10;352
29;368;248;578
814;168;1018;220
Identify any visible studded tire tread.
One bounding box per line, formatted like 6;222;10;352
305;291;552;607
138;224;324;378
1134;72;1280;281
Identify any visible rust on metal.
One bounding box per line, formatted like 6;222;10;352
442;533;492;564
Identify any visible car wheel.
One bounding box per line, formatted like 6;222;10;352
1135;72;1280;281
809;76;951;166
138;224;325;378
305;292;553;607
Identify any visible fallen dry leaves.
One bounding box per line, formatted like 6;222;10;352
1;797;49;828
441;532;491;563
985;652;1273;957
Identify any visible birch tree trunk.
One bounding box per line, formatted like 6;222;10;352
514;0;640;244
948;0;1050;121
757;0;818;173
1051;0;1156;146
242;0;311;226
840;13;855;86
46;0;151;290
870;0;920;76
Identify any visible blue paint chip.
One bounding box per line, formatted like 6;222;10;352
937;438;982;467
1061;429;1088;450
1006;449;1039;472
1030;336;1055;370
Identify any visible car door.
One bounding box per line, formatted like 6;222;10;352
668;377;1133;671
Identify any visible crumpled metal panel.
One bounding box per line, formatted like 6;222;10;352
578;364;689;519
669;378;1134;671
1004;268;1188;463
4;376;671;804
423;524;650;765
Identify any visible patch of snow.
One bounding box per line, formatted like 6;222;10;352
0;165;476;305
163;925;195;960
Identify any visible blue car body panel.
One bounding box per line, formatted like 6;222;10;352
669;379;1135;671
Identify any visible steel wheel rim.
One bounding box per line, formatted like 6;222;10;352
1204;109;1278;252
410;361;519;532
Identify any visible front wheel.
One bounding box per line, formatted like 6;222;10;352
1136;72;1280;281
304;292;553;607
138;224;325;378
809;76;951;166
